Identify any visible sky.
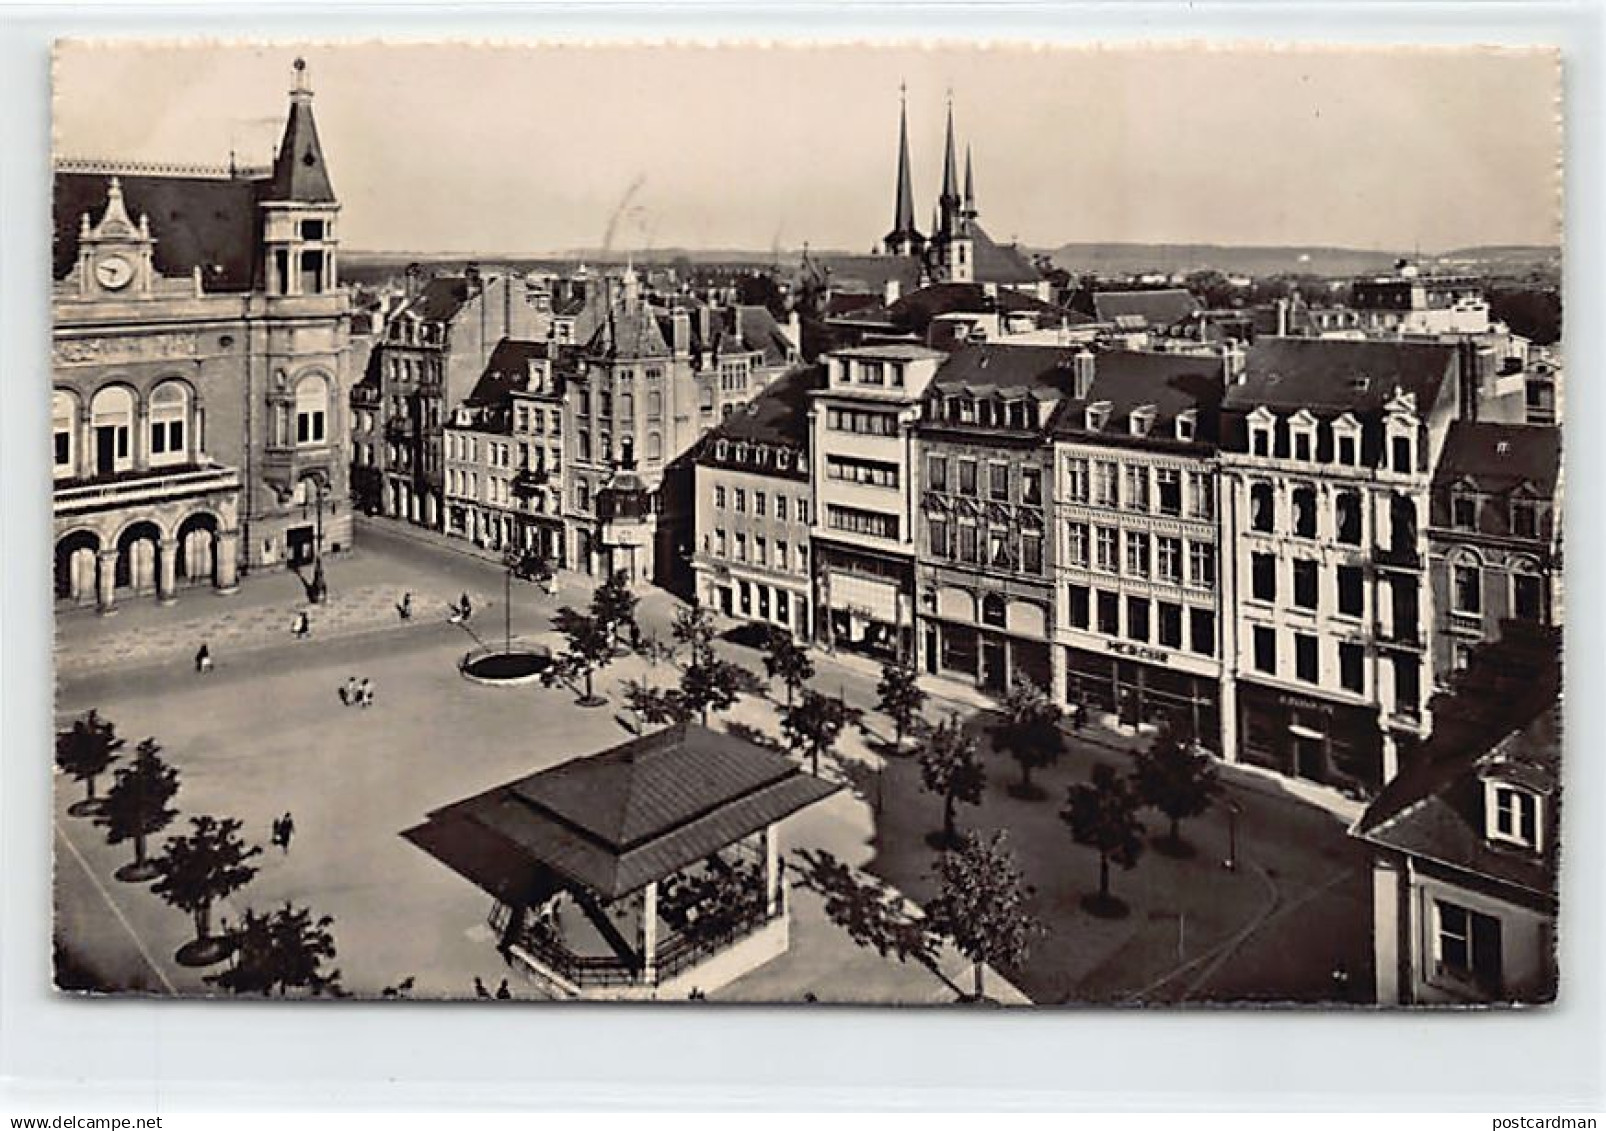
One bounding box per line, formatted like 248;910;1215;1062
53;42;1561;255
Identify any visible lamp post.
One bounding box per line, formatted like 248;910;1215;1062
1223;798;1243;872
306;477;328;604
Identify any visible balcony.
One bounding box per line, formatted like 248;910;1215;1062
55;462;242;519
1373;544;1421;570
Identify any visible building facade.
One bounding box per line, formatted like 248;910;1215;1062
692;366;822;637
53;59;350;613
912;345;1066;695
808;344;945;661
1051;350;1228;745
1428;422;1562;688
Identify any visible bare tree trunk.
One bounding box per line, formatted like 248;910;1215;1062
973;960;985;1001
133;833;145;867
943;793;956;844
195;903;211;942
1099;853;1110;901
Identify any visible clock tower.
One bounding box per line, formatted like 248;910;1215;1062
72;176;157;300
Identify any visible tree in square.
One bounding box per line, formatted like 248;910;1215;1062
876;656;927;756
925;830;1039;1002
1130;723;1220;857
150;814;263;966
761;625;814;710
990;677;1065;801
1062;763;1147;918
204;902;343;998
781;689;861;778
94;737;181;883
918;714;986;850
590;569;640;649
552;606;615;707
56;709;125;817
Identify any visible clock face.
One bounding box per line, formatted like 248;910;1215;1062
95;255;133;290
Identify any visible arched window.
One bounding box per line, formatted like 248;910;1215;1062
148;381;189;467
52;390;77;478
646;431;662;461
90;385;134;476
295;374;329;445
1250;482;1275;533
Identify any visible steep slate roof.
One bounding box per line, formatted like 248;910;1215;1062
1092;288;1202;328
1354;624;1560;901
406;724;838;900
464;338;551;408
930;342;1081;394
1224;337;1458;416
1434;421;1562;496
54;172;263;291
700;364;825;472
268;81;337;203
965;223;1044;286
1052;349;1227;445
710;305;794;366
838;282;1077;335
588;301;670;359
400;276;477;324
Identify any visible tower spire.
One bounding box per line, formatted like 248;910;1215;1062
884;82;922;255
963;143;976;221
270;55;336;203
938;90;960;238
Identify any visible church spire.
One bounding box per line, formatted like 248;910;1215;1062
883;82;923;255
269;56;336;203
962;144;976;221
940;93;959;205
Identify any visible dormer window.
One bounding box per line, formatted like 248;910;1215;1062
1006;399;1027;430
1511;498;1539;539
1175;411;1197;442
1085;401;1112;432
1129;406;1156;437
1251;423;1272;457
1452;490;1478;531
1290;411;1317;462
1332;413;1362;467
958;397;977;425
716;440;729;460
1486;781;1542;850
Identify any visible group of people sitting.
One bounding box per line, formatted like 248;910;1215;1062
338;675;376;709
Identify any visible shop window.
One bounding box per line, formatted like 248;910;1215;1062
1294;634;1319;683
1189;609;1215;656
1339;642;1365;693
1068;584;1091;629
1125;596;1150;643
1253;626;1276;674
1293;560;1318;610
982;594;1008;628
1252;553;1277;602
1097;591;1120;636
1337;565;1365;618
1250;482;1275;532
1158;602;1183;648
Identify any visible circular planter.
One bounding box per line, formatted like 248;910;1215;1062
460;645;553;688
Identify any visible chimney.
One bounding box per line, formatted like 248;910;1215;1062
1073;347;1096;399
885;276;902;305
1275;297;1289;337
1222;341;1247;383
672;309;692;356
786;310;803;360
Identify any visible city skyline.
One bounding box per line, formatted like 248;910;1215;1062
53;42;1560;257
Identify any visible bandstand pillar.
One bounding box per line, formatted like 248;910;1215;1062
763;824;781;916
640;880;659;986
215;531;241;594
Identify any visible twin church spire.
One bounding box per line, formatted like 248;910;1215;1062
883;87;978;258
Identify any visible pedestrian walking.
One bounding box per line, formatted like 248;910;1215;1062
398;592;413;622
194;643;213;674
494;978;511;1000
276;811;295;853
291;610;310;639
358;678;374;708
474;976;491;999
459;593;473;622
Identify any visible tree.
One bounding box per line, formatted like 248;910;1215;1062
1130;725;1220;855
56;710;124;816
924;830;1038;1002
622;676;688;729
678;651;753;727
1061;764;1147;916
204;902;342;997
781;689;861;778
94;737;180;882
552;606;614;706
761;626;814;710
151;815;263;966
990;678;1065;800
876;657;927;755
670;602;718;661
918;716;986;849
590;569;639;648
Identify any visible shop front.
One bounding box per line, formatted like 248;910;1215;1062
815;541;914;663
1235;680;1384;796
1064;641;1222;750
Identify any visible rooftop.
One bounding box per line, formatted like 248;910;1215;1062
1224;337;1458;416
1434;421;1562;496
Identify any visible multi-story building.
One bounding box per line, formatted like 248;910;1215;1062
1051;350;1229;744
1218;337;1499;796
1351;265;1493;336
911;344;1069;695
369;270;554;529
442;340;560;555
1354;622;1560;1005
52;59;350;612
692;365;822;637
1428;421;1562;687
808;343;946;660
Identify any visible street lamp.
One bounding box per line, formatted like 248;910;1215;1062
305;477;329;604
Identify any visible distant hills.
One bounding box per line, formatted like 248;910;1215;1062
1044;242;1560;279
